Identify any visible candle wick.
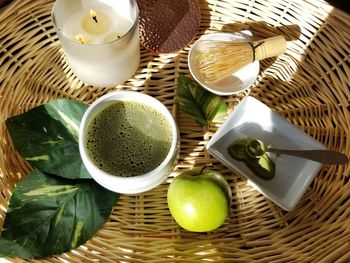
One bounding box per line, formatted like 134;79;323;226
75;35;85;44
89;9;99;23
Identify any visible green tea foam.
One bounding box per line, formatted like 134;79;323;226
85;101;173;177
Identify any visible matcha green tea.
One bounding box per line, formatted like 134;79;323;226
227;137;275;180
85;101;173;177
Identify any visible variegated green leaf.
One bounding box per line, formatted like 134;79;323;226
0;169;118;259
177;74;228;126
5;99;90;179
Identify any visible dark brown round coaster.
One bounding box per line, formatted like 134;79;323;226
0;0;12;9
136;0;201;53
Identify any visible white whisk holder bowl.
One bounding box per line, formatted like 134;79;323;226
188;30;259;96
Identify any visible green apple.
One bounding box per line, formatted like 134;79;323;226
167;168;231;232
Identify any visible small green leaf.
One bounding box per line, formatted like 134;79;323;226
0;169;119;259
5;99;90;179
177;74;228;126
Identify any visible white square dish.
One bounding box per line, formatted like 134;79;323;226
206;96;325;211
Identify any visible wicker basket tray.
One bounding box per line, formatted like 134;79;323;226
1;0;350;261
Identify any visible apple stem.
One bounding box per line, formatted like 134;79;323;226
199;166;211;174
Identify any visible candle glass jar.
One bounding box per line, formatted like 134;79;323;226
52;0;140;87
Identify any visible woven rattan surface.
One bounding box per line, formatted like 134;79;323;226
1;0;350;262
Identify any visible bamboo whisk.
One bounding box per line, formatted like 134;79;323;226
194;35;287;84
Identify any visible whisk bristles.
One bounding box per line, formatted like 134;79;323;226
194;40;254;84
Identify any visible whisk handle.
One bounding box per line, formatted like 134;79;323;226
253;35;287;61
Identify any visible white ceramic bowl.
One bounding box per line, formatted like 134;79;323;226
206;96;325;211
79;91;179;194
188;30;259;96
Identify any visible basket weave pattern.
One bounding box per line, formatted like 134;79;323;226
1;0;350;261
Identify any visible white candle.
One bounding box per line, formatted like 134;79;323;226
52;0;140;87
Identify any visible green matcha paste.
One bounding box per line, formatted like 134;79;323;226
227;137;275;180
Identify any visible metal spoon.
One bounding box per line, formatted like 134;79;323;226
246;139;348;165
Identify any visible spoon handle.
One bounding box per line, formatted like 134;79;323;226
267;148;348;165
